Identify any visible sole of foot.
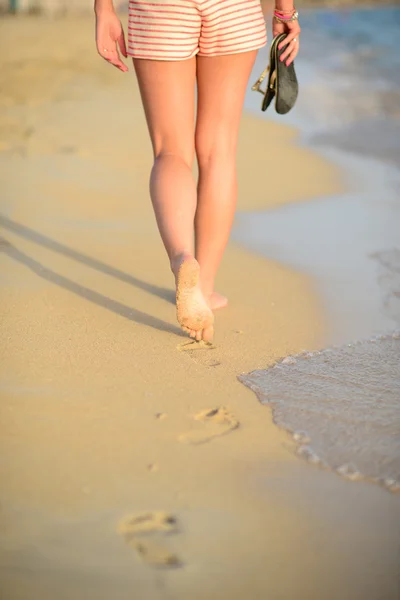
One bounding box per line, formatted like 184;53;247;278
176;257;214;342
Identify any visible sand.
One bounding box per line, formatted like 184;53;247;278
1;15;399;600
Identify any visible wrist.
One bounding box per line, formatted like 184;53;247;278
274;2;295;12
94;0;115;16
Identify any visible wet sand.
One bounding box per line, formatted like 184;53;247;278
1;15;400;600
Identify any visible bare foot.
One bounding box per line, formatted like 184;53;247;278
174;256;214;342
208;292;228;311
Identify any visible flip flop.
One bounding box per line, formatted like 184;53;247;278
252;33;298;115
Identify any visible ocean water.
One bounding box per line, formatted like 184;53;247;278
249;5;400;158
239;6;400;491
240;334;400;492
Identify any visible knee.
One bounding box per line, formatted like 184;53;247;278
153;138;194;169
195;132;237;170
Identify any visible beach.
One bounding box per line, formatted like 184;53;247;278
1;13;400;600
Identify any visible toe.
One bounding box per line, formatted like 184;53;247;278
203;325;214;343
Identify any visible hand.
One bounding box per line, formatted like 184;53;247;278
95;9;128;72
273;15;301;66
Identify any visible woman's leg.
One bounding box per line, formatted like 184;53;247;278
133;58;214;341
195;51;258;309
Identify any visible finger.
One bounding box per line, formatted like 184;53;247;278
280;40;297;62
110;42;129;71
285;43;299;66
109;55;129;72
118;27;128;58
286;45;299;66
278;38;288;50
282;47;298;65
278;29;301;49
106;54;129;72
111;61;129;72
99;47;128;72
278;34;298;50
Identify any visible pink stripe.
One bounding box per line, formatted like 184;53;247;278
129;0;195;5
128;23;199;32
201;0;259;10
128;33;266;53
202;16;265;35
129;33;198;41
129;7;198;18
203;1;255;23
202;0;248;15
128;39;195;47
127;47;194;56
203;8;263;26
127;55;194;60
202;33;266;52
200;24;266;46
201;13;264;37
205;14;260;28
129;13;199;24
201;0;235;11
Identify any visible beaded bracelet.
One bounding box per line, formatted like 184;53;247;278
275;7;296;14
274;10;299;23
275;11;295;18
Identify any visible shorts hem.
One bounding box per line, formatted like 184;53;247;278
126;40;267;61
127;49;199;61
198;40;267;58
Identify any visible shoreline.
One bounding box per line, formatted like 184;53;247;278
243;3;400;346
238;4;400;496
1;15;400;600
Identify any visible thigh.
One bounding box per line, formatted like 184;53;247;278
195;51;257;156
133;58;197;165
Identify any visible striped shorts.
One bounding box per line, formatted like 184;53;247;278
127;0;267;61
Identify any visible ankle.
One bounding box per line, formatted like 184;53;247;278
200;283;214;300
170;251;193;277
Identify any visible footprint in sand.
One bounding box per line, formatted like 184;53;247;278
177;340;222;368
178;407;239;445
177;340;216;351
118;511;182;568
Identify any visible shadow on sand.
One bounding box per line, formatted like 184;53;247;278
0;215;182;337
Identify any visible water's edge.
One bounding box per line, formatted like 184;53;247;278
237;6;400;492
239;333;400;493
